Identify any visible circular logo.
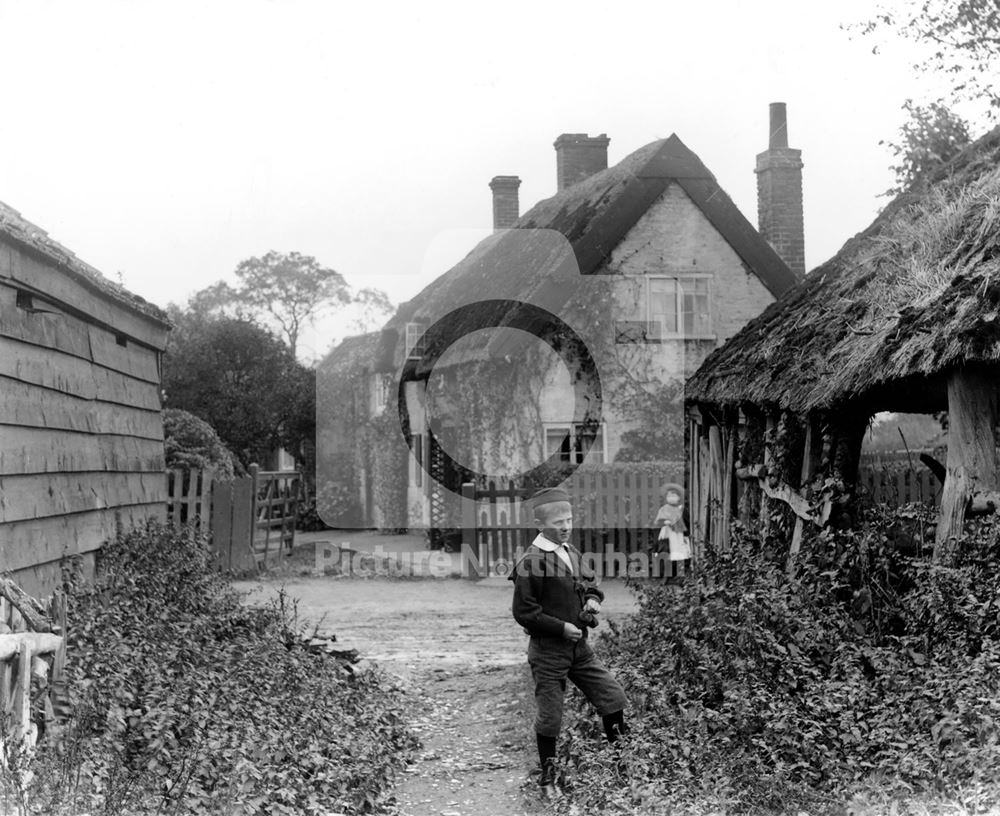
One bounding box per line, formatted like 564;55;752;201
397;300;602;487
492;559;513;578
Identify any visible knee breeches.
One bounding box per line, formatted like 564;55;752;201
527;635;627;738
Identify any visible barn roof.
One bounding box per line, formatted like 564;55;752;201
380;134;798;374
686;125;1000;415
0;200;170;326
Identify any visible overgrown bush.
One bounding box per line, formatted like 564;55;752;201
307;473;363;531
556;507;1000;814
9;521;416;815
163;408;241;477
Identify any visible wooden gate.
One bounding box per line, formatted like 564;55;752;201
166;465;301;570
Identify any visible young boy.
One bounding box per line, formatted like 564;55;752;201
510;486;628;799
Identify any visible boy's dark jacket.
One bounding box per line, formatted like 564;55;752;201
510;542;604;638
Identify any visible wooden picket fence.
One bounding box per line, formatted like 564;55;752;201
461;466;679;578
857;455;943;507
166;465;302;570
0;582;68;753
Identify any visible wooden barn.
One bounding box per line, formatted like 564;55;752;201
0;201;171;595
685;125;1000;562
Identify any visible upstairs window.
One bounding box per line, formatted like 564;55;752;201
405;321;428;359
646;275;712;339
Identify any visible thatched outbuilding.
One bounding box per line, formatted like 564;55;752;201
685;126;1000;560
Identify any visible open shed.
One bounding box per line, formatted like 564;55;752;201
685;125;1000;560
0;201;171;595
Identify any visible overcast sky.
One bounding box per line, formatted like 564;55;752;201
0;1;964;359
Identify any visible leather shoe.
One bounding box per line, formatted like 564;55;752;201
539;760;557;800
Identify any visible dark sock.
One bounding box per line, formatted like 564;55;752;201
537;733;556;768
602;710;627;744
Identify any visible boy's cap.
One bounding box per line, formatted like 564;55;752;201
531;487;571;512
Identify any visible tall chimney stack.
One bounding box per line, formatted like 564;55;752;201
554;133;610;191
489;175;521;231
755;103;804;277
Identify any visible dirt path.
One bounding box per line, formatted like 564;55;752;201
235;574;636;815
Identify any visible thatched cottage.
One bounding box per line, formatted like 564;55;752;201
686;125;1000;560
0;201;171;595
318;106;803;533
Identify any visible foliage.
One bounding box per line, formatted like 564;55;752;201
8;522;416;815
162;310;314;469
191;251;393;360
361;411;411;533
614;380;686;463
852;0;1000;116
555;508;1000;814
880;100;973;197
305;462;364;531
162;408;241;476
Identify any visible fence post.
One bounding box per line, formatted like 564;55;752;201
249;464;261;564
461;482;478;578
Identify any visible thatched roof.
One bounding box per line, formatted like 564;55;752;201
318;331;380;377
0;199;169;325
687;125;1000;416
376;134;797;375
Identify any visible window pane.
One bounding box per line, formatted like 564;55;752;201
680;278;711;336
574;424;604;464
406;322;427;357
546;428;572;462
648;278;677;336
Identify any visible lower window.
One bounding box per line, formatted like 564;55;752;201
543;422;606;464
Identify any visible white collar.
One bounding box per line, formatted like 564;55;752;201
531;533;574;573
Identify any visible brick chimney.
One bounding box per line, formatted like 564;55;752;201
755;103;805;276
554;133;610;191
489;175;521;231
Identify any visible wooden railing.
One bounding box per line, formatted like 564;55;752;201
0;579;68;752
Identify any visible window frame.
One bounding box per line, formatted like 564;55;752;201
404;321;429;359
542;421;607;465
645;273;714;340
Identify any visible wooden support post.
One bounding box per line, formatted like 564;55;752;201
738;407;764;524
936;368;999;559
461;483;479;579
13;640;32;741
698;433;711;553
721;416;736;553
759;412;777;537
708;425;724;553
249;463;262;564
789;416;815;558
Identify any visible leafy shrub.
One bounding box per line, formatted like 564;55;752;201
555;508;1000;814
308;475;363;531
163;408;241;477
13;521;416;815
